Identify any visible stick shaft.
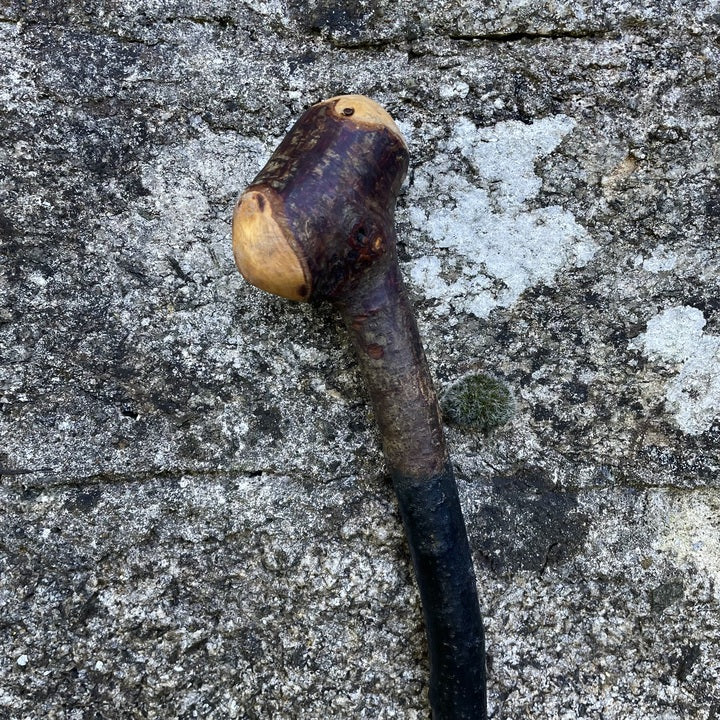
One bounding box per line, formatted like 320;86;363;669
337;260;488;719
337;258;447;480
394;465;487;719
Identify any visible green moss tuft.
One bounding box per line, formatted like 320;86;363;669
441;372;515;434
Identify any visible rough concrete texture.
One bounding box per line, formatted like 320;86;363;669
1;1;719;718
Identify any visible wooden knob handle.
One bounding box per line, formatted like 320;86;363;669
232;94;408;302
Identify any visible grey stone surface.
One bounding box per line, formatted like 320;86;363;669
1;1;719;718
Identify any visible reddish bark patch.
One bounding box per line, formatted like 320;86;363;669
367;343;384;359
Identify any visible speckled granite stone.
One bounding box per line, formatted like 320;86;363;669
1;1;719;718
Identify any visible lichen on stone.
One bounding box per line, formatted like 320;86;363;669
441;372;515;434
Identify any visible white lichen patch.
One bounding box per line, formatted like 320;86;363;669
0;26;38;113
633;305;720;435
139;126;268;253
405;115;595;318
657;491;720;598
439;80;470;99
640;244;678;273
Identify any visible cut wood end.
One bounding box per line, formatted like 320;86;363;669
324;94;407;147
232;190;310;301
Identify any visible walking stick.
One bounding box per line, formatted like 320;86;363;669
232;94;488;719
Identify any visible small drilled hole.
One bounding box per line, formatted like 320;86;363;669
342;107;355;116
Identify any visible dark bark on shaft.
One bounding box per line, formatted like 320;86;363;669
394;465;488;720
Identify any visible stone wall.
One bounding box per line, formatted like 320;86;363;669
1;1;719;717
